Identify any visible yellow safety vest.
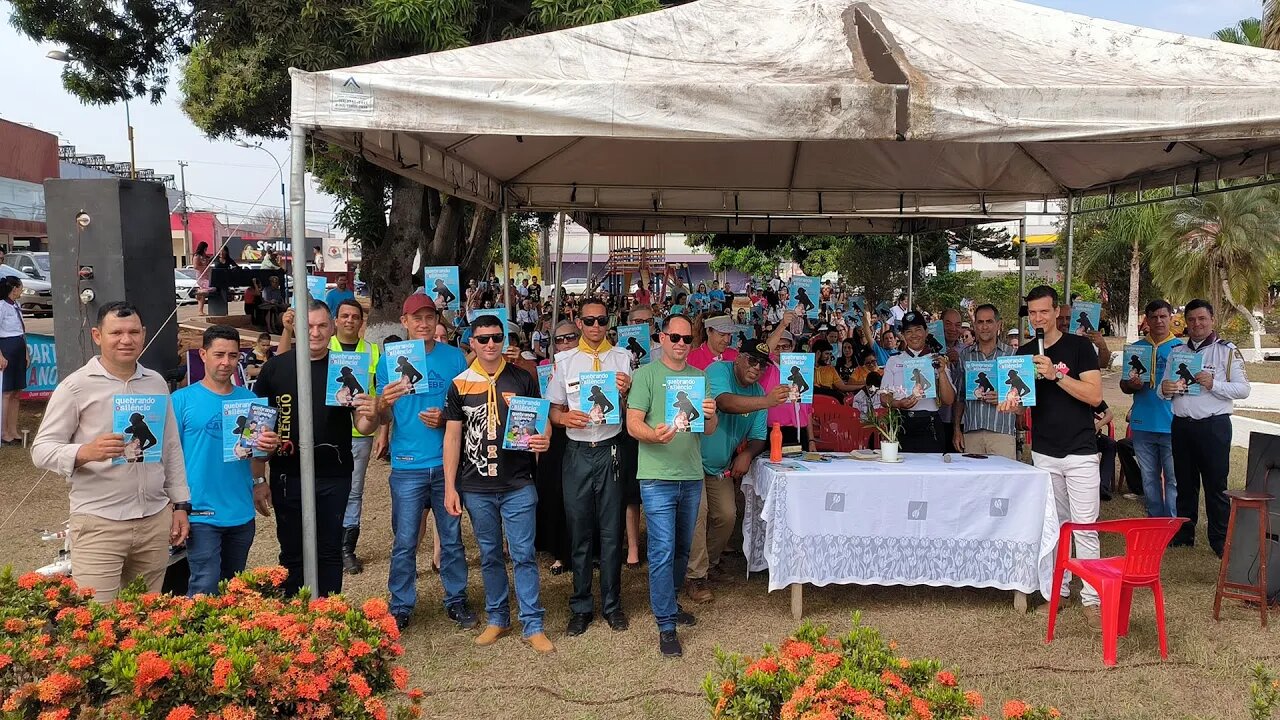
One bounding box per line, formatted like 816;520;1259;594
330;336;380;438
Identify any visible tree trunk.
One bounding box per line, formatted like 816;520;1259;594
427;195;465;266
1221;275;1263;357
1126;235;1141;342
367;176;428;325
539;225;551;283
459;207;496;289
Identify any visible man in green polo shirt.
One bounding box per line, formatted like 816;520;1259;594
686;342;789;602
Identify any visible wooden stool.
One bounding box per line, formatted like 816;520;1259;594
1213;490;1274;627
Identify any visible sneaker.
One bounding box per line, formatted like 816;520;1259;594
447;603;479;630
566;612;593;636
1122;493;1141;500
474;625;511;646
1081;605;1102;632
675;604;697;627
659;630;683;657
393;612;412;631
683;578;714;604
525;632;556;654
604;610;629;632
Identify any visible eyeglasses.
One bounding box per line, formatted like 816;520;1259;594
743;356;768;369
580;315;609;327
665;333;694;345
472;334;504;345
554;334;579;343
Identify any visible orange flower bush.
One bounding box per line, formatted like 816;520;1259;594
0;567;424;719
703;615;1062;720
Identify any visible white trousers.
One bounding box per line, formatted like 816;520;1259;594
1033;451;1101;606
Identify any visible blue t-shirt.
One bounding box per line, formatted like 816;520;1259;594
701;360;767;476
376;340;467;470
1129;336;1183;434
325;288;356;316
172;383;257;527
873;343;899;367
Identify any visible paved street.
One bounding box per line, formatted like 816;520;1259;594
24;300;246;336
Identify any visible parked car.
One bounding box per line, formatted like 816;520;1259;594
0;261;53;316
174;269;198;305
559;277;589;296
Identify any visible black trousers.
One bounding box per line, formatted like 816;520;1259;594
940;421;956;453
900;412;943;453
563;438;626;615
1172;414;1232;554
272;472;352;597
1097;433;1117;501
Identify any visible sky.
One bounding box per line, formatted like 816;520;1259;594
0;0;1267;236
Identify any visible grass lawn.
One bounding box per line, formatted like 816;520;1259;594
1;400;1277;719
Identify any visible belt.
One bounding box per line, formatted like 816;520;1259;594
567;436;621;449
1173;414;1230;423
901;410;938;418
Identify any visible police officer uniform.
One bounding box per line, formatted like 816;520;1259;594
881;312;951;453
1158;332;1251;555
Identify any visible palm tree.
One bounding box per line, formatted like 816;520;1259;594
1070;193;1171;340
1153;186;1280;353
1266;0;1280;50
1216;16;1263;45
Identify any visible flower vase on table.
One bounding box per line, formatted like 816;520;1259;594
861;402;902;463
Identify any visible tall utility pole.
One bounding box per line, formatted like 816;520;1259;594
178;161;191;263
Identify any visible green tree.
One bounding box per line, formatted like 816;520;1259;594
1216;16;1263;45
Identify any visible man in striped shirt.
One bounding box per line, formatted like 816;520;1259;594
953;304;1018;459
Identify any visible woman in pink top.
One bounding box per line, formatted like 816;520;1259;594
762;321;816;450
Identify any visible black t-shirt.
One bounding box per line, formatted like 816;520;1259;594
254;350;356;479
1018;333;1099;458
444;362;540;493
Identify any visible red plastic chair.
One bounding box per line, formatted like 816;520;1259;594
812;396;870;452
1046;517;1188;666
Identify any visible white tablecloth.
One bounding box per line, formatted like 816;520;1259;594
742;454;1059;598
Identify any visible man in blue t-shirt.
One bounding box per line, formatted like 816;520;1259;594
324;274;356;316
172;325;279;595
1121;299;1183;518
375;294;474;631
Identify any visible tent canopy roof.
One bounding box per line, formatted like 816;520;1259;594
291;0;1280;224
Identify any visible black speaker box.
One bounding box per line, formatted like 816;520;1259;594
1225;432;1280;599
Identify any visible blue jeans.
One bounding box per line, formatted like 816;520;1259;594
389;467;467;616
640;479;703;632
463;484;545;637
186;520;255;596
344;437;374;529
1133;430;1177;517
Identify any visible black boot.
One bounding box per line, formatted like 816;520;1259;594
342;526;363;575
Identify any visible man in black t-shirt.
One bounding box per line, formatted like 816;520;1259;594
252;300;380;597
443;314;554;653
999;286;1104;627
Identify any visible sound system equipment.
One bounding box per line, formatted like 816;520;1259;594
42;179;178;380
1225;432;1280;600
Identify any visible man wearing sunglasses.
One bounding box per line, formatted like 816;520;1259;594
688;315;739;371
547;299;634;637
627;314;719;658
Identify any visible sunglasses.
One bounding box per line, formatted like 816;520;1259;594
665;333;694;345
472;334;504;345
554;334;579;343
580;315;609;327
743;356;768;369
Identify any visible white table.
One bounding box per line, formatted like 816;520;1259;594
741;453;1059;618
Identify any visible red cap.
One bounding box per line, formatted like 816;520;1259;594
402;293;438;316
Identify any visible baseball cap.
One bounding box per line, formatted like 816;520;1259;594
704;315;736;334
901;311;927;331
1007;328;1019;337
776;330;795;346
741;341;773;365
402;294;437;316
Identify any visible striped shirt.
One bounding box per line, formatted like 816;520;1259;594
956;342;1017;435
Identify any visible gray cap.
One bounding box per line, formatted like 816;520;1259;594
703;315;736;334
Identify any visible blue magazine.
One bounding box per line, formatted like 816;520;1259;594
1165;348;1205;396
964;359;998;402
996;355;1037;407
383;340;430;394
537;363;553;397
786;276;821;319
503;396;550;451
665;376;706;433
221;398;267;462
1123;343;1154;385
902;356;937;400
1069;301;1102;336
306;275;327;301
327;350;372;407
926;319;946;351
578;371;620;425
735;324;756;347
617;324;651;368
422;266;461;313
245;404;278;459
467;308;509;350
113;394;167;465
779;352;815;404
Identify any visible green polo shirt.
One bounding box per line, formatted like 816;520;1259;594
629;361;705;482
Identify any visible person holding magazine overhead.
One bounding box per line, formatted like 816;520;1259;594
880;312;955;452
627;314;719;658
999;285;1103;628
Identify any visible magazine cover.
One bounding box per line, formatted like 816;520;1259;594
221;398;267;462
578;371;620;425
467;308;509;350
1069;301;1102;336
1165;348;1205;396
306;275;327;301
1123;343;1155;385
326;350;372;407
665;376;706;433
617;324;651;368
112;394;167;464
926;319;946;351
779;352;815;404
995;355;1037;407
902;356;937;400
422;266;461;313
503;396;550;451
537;363;553;397
383;340;430;394
245;404;278;459
735;324;756;348
964;359;998;402
786;276;821;319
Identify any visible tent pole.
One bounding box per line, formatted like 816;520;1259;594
549;212;567;341
289;124;319;594
1063;193;1076;300
906;234;914;309
586;229;595;294
1018;218;1027;300
501;202;512;322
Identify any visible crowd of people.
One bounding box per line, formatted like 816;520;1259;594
25;268;1254;656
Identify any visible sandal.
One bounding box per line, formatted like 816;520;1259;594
549;562;566;575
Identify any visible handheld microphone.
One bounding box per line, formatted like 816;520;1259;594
1035;328;1045;356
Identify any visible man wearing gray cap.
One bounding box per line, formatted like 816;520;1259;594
688;315;739;370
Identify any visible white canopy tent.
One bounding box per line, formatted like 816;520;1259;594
281;0;1280;590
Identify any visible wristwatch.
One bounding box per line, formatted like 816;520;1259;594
173;502;193;513
1053;370;1065;383
253;476;268;486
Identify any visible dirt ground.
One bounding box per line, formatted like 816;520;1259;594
2;370;1278;720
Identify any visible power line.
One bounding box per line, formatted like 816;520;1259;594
188;192;337;217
